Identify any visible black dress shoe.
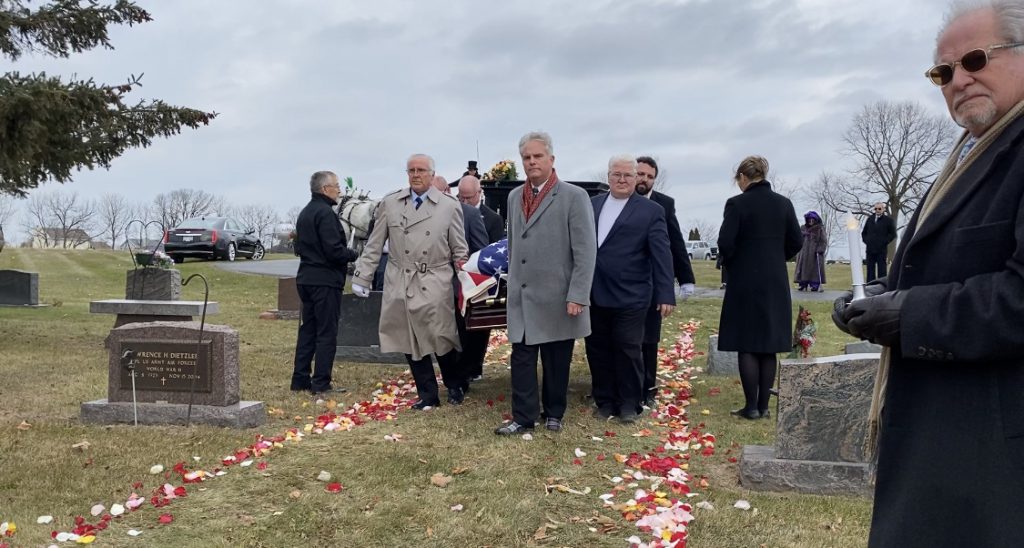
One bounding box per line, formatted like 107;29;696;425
494;421;534;435
593;407;613;420
759;409;771;419
411;399;440;410
618;410;640;424
447;387;465;405
311;387;347;397
730;408;760;420
544;417;563;432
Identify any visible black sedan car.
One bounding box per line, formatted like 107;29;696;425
164;217;264;263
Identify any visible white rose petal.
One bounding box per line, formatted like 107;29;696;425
450;504;464;512
317;470;332;482
240;460;254;467
521;433;533;441
193;456;201;461
574;448;587;458
55;532;73;542
110;503;125;516
90;504;105;516
37;515;54;524
127;529;142;537
215;470;227;476
149;464;164;474
591;436;603;442
733;499;751;511
696;501;715;510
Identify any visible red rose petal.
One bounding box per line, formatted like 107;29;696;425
158;513;174;524
325;482;343;493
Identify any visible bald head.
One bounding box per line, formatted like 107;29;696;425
458;175;482;206
431;175;451;194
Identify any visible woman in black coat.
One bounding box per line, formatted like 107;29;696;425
717;156;803;419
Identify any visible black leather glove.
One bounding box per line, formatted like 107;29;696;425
831;282;887;335
840;290;905;348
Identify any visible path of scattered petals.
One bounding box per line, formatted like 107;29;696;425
596;320;714;548
0;326;714;548
0;374;423;547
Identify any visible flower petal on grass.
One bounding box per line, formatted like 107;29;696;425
37;516;53;524
325;483;343;493
158;514;174;524
110;504;125;517
733;500;751;511
149;465;163;475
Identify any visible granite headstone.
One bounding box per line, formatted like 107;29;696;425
706;334;738;376
125;268;182;301
337;292;404;364
0;269;39;306
739;353;879;497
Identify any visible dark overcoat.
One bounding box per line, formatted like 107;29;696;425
794;222;827;284
650;191;696;285
868;114;1024;548
716;182;802;353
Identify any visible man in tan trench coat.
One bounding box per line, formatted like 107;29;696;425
352;154;469;409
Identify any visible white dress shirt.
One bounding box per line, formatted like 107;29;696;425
597;195;629;248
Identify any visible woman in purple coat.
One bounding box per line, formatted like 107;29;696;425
794;211;827;291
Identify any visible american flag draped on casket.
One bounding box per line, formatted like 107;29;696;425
457;238;508;330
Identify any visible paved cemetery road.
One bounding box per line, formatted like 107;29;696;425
214;259;298;278
214;260;845;302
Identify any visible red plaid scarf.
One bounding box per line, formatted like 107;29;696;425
521;169;558;222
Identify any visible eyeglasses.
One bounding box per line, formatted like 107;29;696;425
925;43;1024;86
609;172;635;180
874;208;884;212
406;167;432;174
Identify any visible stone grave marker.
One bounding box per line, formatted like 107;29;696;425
739;353;879;497
0;269;40;306
337;292;404;364
845;340;882;354
126;268;182;301
81;321;264;428
706;334;738;376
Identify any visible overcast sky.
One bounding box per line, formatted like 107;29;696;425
6;0;956;250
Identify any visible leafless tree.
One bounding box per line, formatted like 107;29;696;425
235;204;278;243
21;190;96;248
684;218;720;244
96;193;132;248
151;189;223;229
0;194;19;230
799;173;847;257
822;100;957;232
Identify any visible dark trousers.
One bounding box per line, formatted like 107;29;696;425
866;250;888;282
585;305;647;415
407;350;462;404
371;253;388;291
291;284;341;392
459;329;491;379
509;338;575;426
641;304;662;400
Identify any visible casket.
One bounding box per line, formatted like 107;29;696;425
464;278;507;331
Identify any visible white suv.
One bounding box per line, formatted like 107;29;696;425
685;240;718;260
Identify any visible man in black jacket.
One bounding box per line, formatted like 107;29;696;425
635;156;695;406
290;171;359;396
458;175;506;244
861;202;897;282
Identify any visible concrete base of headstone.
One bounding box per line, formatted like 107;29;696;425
80;399;265;428
739;445;873;497
845;341;882;354
126;268;182;300
259;309;300;321
706;334;738;376
337;292;405;364
0;269;40;306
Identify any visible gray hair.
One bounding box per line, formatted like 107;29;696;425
406;153;435;172
518;131;554;155
607;154;637;172
937;0;1024;60
309;171;337;193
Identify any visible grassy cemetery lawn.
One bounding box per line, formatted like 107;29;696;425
0;250;871;547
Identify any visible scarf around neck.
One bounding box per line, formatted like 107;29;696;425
521;169;558;221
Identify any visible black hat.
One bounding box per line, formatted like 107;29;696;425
467;161;478;171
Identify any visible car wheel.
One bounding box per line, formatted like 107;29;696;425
225;242;236;262
249;243;265;261
170;254;184;264
705;253;712;260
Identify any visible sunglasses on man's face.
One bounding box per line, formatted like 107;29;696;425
926;42;1024;86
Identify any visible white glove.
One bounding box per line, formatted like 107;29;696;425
676;283;695;299
352;283;370;298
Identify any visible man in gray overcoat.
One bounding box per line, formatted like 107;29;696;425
353;154;469;409
495;131;597;434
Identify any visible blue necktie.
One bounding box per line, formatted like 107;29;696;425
414;196;422;210
957;136;977;167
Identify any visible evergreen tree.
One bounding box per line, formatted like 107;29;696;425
0;1;217;196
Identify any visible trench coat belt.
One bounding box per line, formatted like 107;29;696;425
387;257;451;274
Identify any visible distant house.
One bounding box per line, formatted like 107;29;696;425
120;238;165;251
31;228;92;250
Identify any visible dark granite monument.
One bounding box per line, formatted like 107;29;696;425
0;269;40;306
739;353;879;497
125;268;182;301
81;322;265;428
337;292;404;364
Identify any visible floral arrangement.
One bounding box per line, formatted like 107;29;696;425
483;159;518;182
788;306;817;358
135;249;175;269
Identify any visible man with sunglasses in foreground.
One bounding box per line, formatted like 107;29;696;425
833;1;1024;546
